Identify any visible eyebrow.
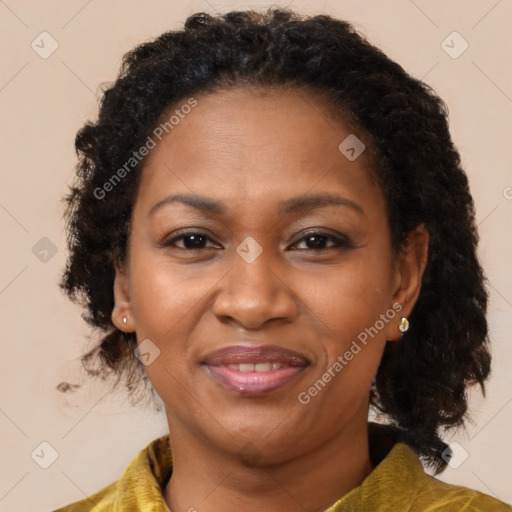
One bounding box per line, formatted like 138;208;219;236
148;192;365;217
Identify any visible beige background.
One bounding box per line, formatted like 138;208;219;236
0;1;511;510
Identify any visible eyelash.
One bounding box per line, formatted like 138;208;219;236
161;230;354;252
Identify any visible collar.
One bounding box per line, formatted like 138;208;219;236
111;422;418;511
57;422;510;511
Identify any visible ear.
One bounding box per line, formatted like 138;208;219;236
111;261;135;333
385;224;429;342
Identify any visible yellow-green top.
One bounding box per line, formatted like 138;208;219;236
53;430;511;512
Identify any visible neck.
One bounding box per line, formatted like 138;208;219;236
164;408;374;512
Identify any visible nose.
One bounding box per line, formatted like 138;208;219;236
212;242;299;330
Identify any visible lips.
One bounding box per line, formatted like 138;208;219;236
202;344;309;397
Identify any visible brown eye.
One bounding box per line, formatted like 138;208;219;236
162;231;218;250
291;231;353;251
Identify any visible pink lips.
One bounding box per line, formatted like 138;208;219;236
202;344;309;397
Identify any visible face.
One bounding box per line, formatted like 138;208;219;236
113;87;427;464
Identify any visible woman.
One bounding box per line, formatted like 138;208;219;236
53;8;511;511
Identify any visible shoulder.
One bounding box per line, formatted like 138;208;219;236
51;479;118;511
51;434;172;512
412;473;511;511
328;442;511;511
386;443;511;512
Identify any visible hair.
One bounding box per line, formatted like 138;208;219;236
58;8;491;474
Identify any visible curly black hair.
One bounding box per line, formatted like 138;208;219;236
58;8;491;474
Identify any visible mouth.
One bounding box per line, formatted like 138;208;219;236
202;344;309;397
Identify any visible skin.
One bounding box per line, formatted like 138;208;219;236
112;86;429;512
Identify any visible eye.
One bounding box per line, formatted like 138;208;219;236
291;231;354;251
161;230;354;252
162;231;219;250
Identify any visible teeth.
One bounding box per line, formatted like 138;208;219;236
226;362;283;372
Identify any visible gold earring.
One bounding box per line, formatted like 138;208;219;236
399;317;409;333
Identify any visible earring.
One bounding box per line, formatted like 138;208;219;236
399;317;409;333
123;316;127;325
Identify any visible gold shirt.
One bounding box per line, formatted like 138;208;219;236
52;425;511;512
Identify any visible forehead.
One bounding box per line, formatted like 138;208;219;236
134;86;383;219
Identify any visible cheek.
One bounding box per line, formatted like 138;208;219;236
128;258;204;405
129;254;217;338
297;249;394;405
303;250;394;343
127;251;231;395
